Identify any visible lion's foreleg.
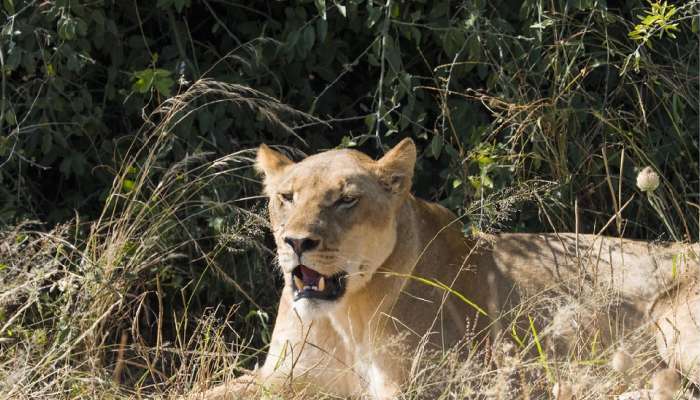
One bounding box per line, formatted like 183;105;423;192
653;283;700;385
190;373;259;400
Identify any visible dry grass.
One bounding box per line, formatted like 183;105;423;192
2;209;697;399
0;79;317;399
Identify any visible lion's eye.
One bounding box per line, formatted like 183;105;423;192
336;195;359;209
279;192;294;204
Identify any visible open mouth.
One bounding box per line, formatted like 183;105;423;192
291;265;346;301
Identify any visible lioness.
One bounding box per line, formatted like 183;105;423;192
205;139;699;399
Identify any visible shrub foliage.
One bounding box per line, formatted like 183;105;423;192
1;0;697;236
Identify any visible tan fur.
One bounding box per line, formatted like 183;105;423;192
200;140;700;399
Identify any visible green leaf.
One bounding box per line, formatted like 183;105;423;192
132;69;154;93
208;217;224;232
57;16;77;41
59;157;72;177
335;3;346;18
3;0;14;14
666;7;678;19
481;174;494;189
477;154;494;166
317;18;328;43
41;132;53;154
339;136;357;148
391;2;400;18
75;17;87;36
69;153;87;177
641;15;661;26
467;35;481;62
367;5;381;28
122;179;135;193
245;309;269;324
286;29;300;51
4;109;16;126
153;68;172;78
153;76;174;97
364;114;377;130
442;29;465;58
198;111;215;133
430;135;443;159
314;0;326;20
174;0;187;13
302;25;316;53
132;69;173;96
384;37;402;70
468;176;481;190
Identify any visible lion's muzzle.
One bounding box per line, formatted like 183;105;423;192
291;265;347;301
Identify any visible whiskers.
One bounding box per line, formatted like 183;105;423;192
276;247;374;279
313;252;373;278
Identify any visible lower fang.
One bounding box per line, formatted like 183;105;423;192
293;276;303;290
318;276;325;291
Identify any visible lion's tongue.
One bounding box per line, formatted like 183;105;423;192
298;265;321;286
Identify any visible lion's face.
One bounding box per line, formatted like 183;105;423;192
256;139;416;317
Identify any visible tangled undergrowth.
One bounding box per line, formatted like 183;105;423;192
0;80;315;399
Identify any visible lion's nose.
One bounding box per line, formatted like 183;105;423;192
284;236;320;255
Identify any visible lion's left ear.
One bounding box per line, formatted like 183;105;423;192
376;138;416;194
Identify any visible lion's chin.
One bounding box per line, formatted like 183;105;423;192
291;296;343;320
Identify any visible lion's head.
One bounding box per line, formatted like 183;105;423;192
256;139;417;317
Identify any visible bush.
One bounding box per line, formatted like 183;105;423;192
2;0;697;237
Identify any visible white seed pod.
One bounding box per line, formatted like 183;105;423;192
636;166;660;192
610;348;634;374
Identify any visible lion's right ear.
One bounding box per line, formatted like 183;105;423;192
256;144;293;178
376;138;416;194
